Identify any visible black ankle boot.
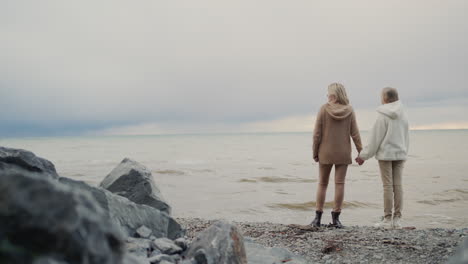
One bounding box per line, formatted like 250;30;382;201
331;211;343;228
310;211;323;227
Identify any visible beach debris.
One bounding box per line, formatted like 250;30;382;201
287;224;320;232
321;241;342;254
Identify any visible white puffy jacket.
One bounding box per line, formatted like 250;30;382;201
359;100;409;161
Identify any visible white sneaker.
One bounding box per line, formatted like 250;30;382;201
393;217;402;229
374;217;392;229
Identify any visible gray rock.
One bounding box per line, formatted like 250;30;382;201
184;221;247;264
59;177;183;239
125;238;152;258
174;238;188;251
170;254;181;262
147;254;174;264
149;248;163;258
194;249;208;264
448;237;468;264
244;238;308;264
136;226;153;238
151;238;182;255
180;260;195;264
159;261;174;264
100;158;171;214
123;254;150;264
0;171;124;264
33;257;69;264
0;146;58;179
126;237;137;243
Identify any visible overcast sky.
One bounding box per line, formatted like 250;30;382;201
1;0;468;136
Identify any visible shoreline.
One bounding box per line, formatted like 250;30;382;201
177;217;467;264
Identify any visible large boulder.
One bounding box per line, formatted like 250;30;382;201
0;146;58;179
59;177;183;239
184;221;247;264
100;158;171;214
243;238;308;264
0;170;124;264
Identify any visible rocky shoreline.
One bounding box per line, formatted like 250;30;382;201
1;146;466;264
177;217;467;264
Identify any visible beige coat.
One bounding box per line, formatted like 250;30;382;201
313;103;362;165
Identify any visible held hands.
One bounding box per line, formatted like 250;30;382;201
355;156;365;166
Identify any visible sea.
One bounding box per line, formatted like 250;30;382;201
1;130;467;228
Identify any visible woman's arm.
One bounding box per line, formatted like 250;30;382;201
350;111;363;153
312;107;323;161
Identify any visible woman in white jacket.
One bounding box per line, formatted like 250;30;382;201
356;87;409;229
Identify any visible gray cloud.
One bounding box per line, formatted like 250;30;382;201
1;0;468;135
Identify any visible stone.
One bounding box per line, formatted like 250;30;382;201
148;254;174;264
149;248;163;258
194;249;208;264
123;254;150;264
125;238;152;258
59;177;183;239
0;171;124;264
100;158;171;214
0;146;58;179
33;257;69;264
136;226;153;238
184;221;247;264
243;237;308;264
180;260;195;264
448;237;468;264
151;238;182;255
174;238;188;251
170;254;181;262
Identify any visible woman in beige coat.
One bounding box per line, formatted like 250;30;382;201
311;83;362;228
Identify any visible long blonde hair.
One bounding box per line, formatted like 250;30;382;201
328;82;350;105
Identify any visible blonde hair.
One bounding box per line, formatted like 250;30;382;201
382;87;399;103
328;82;350;105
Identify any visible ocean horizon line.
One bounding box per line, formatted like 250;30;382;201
1;128;467;140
